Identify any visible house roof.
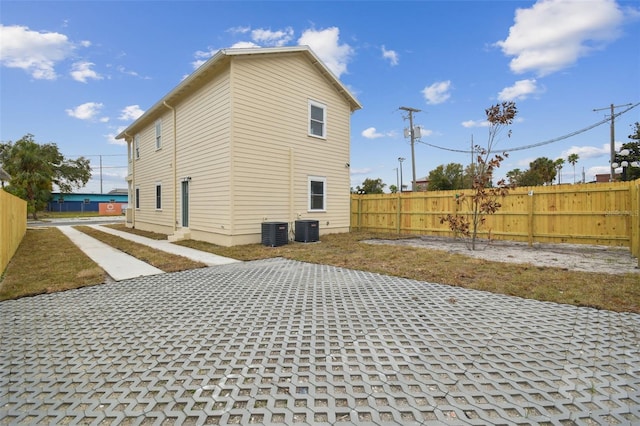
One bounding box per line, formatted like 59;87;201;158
116;46;362;141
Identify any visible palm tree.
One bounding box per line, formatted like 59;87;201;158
554;158;565;184
567;153;579;184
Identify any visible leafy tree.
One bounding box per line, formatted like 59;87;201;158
615;122;640;181
462;163;479;189
510;157;559;186
389;184;398;194
506;168;523;186
427;163;464;191
536;157;558;185
356;177;386;194
440;101;517;250
567;153;579;184
0;134;91;219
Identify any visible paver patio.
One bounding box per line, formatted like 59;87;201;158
1;258;638;425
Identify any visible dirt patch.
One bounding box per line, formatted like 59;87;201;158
364;236;639;275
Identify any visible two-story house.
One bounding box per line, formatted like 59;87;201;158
116;46;361;246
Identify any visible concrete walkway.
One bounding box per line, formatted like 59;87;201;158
87;225;239;267
58;224;238;281
58;226;164;281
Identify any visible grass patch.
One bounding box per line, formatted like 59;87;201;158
0;228;105;301
177;232;640;314
104;223;167;240
3;228;637;313
74;226;206;272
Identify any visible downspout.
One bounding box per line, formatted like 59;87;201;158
163;101;178;232
289;147;295;239
124;131;134;227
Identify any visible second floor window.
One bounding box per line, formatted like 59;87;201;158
155;119;162;150
309;101;326;138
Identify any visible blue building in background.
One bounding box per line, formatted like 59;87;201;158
47;189;128;213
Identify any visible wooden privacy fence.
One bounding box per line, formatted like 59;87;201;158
0;190;27;275
351;180;640;261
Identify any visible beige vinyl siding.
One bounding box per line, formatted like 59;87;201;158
126;48;357;245
229;54;352;238
175;68;233;233
132;110;175;234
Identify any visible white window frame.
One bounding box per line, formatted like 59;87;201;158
308;176;326;212
308;100;326;139
155;183;162;210
135;186;140;209
134;134;140;159
155;119;162;150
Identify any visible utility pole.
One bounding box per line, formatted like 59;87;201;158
99;155;103;194
593;103;632;182
399;106;421;191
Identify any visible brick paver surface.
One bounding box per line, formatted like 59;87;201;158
1;258;638;425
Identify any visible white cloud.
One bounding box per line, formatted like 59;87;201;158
495;0;626;76
422;80;452;105
350;168;373;175
66;102;105;121
498;79;540;101
70;61;102;83
251;27;294;46
192;43;262;69
195;26;352;78
381;46;398;66
362;127;384;139
0;24;76;80
298;27;353;78
119;105;144;121
461;119;490;128
362;127;398;139
230;41;260;49
107;126;128;146
227;26;251;35
192;49;216;69
559;143;612;160
416;126;433;138
116;65;148;79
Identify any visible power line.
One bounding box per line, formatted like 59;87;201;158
419;102;639;154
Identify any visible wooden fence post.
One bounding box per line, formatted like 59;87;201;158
632;181;640;267
357;196;362;231
528;190;534;247
396;194;401;235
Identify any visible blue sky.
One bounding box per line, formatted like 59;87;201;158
1;0;639;193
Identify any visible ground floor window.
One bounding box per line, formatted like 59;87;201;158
135;186;140;209
308;176;326;211
155;183;162;210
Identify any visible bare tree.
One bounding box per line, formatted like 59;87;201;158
441;102;517;250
